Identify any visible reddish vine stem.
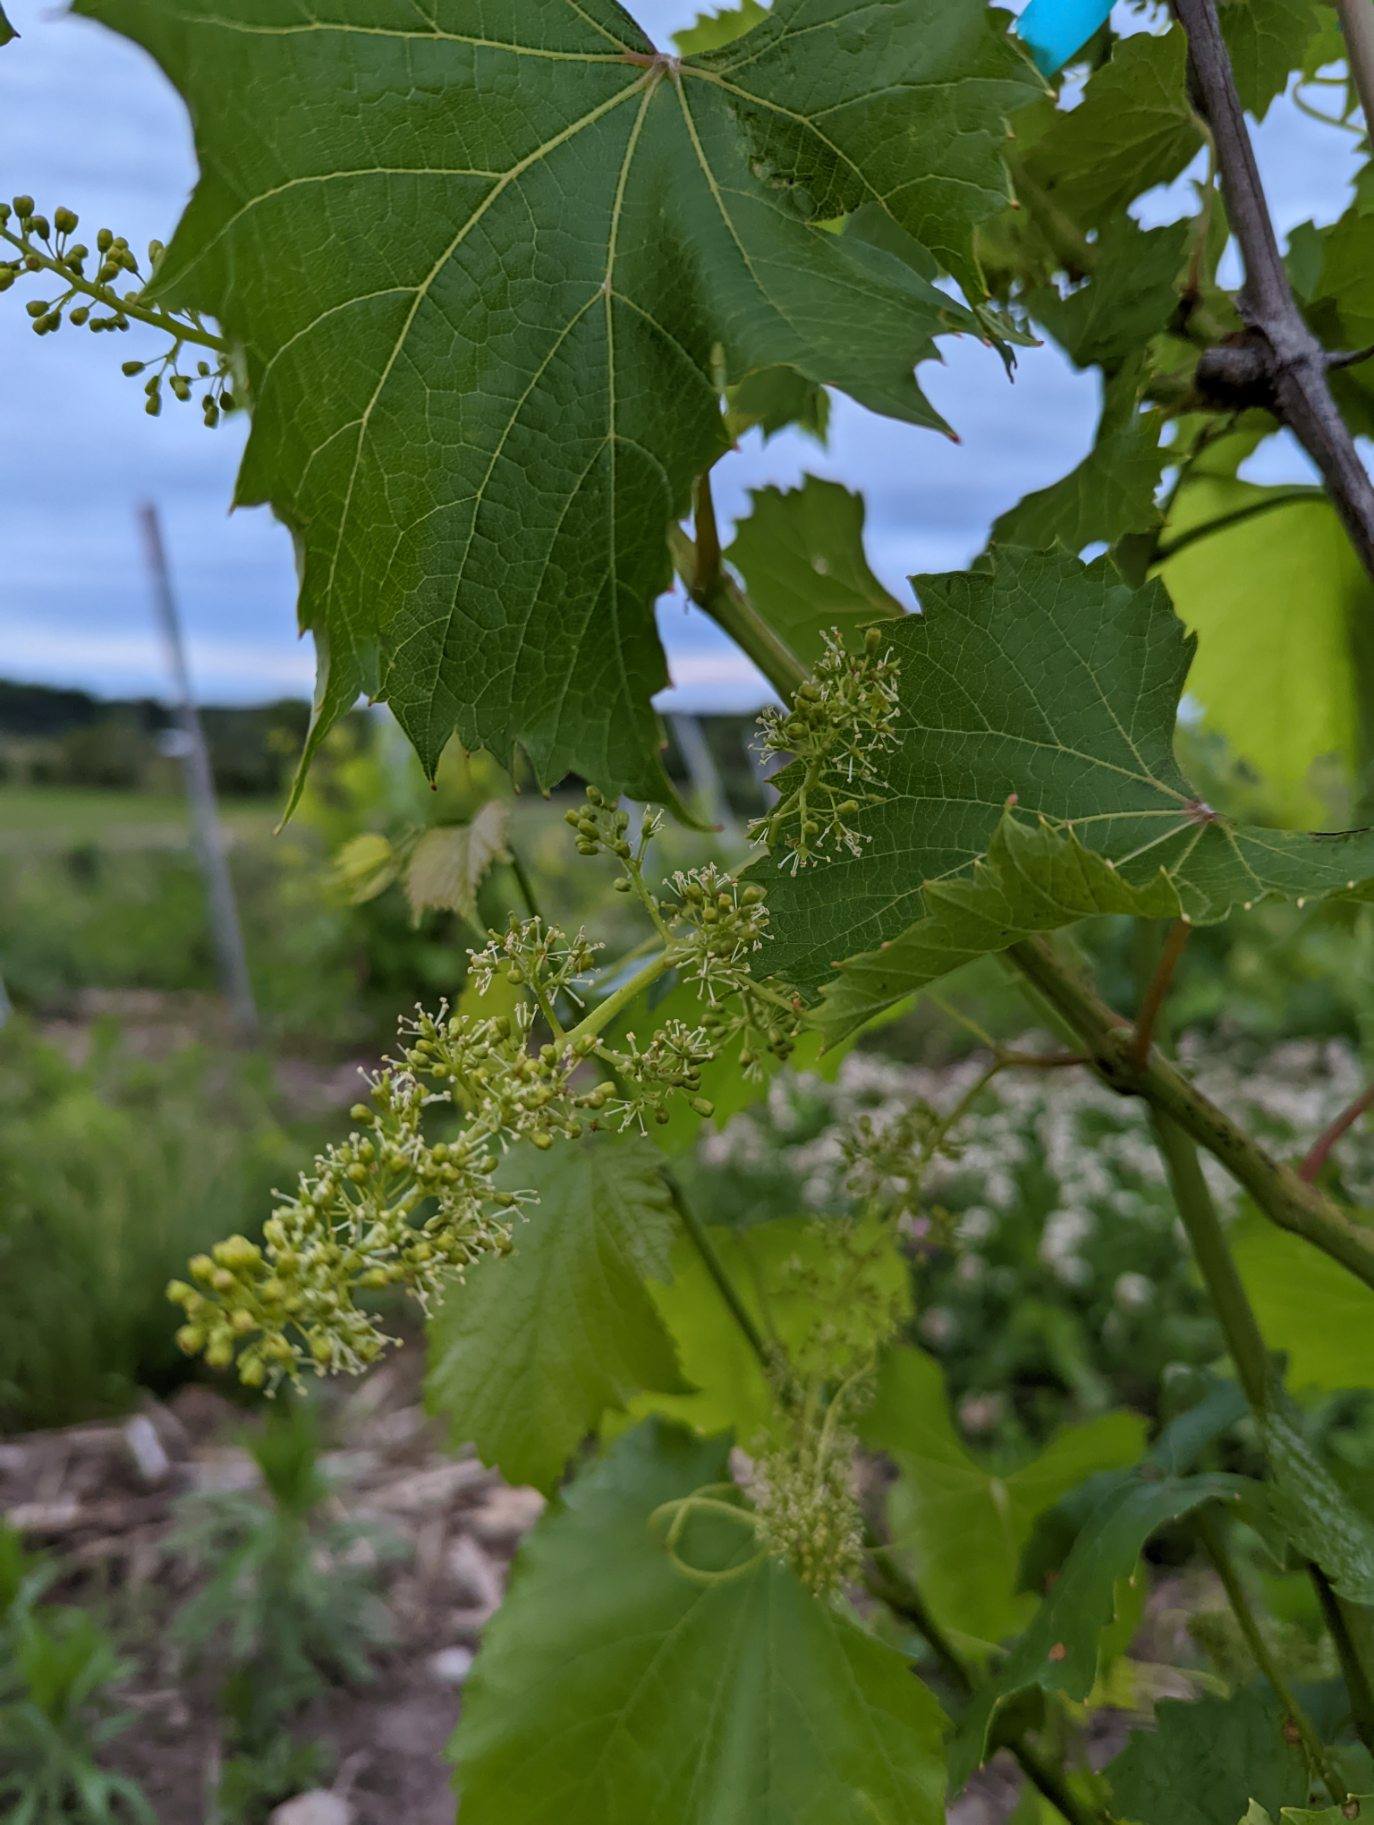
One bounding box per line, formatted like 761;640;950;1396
1131;918;1190;1068
1299;1085;1374;1184
1173;0;1374;583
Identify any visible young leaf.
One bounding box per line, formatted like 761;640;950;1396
404;801;509;922
83;0;1034;806
861;1346;1147;1654
332;830;401;905
728;478;904;670
1158;479;1374;822
758;548;1374;1035
990;371;1165;554
426;1137;684;1492
0;4;17;44
452;1422;949;1825
951;1468;1241;1786
1220;0;1322;120
1029;217;1193;372
1107;1688;1311;1825
1021;28;1198;229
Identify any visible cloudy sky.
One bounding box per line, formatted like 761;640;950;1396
0;0;1360;710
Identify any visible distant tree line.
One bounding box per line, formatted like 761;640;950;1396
0;678;311;796
0;678;767;805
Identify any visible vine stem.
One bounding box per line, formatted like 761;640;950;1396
1152;486;1325;564
1149;1108;1374;1750
1173;0;1374;584
506;846;543;922
1131;917;1190;1067
666;1176;772;1372
563;949;671;1049
1336;0;1374;141
864;1547;1108;1825
1006;936;1374;1295
1313;1568;1374;1753
1196;1509;1346;1805
669;520;808;697
0;226;229;354
1148;1110;1268;1409
1299;1084;1374;1183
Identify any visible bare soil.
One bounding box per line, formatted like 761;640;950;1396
1;1353;543;1824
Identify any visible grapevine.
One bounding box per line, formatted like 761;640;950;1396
10;0;1374;1817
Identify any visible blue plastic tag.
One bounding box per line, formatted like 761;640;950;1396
1015;0;1115;76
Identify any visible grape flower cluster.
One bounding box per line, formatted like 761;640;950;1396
750;626;900;872
170;787;806;1387
0;195;236;424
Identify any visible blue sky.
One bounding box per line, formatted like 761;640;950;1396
0;0;1360;711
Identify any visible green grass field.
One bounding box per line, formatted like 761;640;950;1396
0;785;279;848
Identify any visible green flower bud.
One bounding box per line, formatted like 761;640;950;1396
54;206;78;234
12;196;34;220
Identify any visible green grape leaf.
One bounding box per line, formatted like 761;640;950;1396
1260;1394;1374;1604
404;801;509;922
426;1137;684;1491
627;1214;910;1439
1030;218;1192;372
698;2;1041;293
861;1346;1147;1655
674;0;767;56
1107;1688;1310;1825
1158;479;1374;822
1022;29;1198;229
990;372;1165;554
951;1470;1241;1787
1317;197;1374;347
452;1422;949;1825
1235;1214;1374;1393
728;478;904;670
1220;0;1322;120
758;547;1374;1037
84;0;1035;808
